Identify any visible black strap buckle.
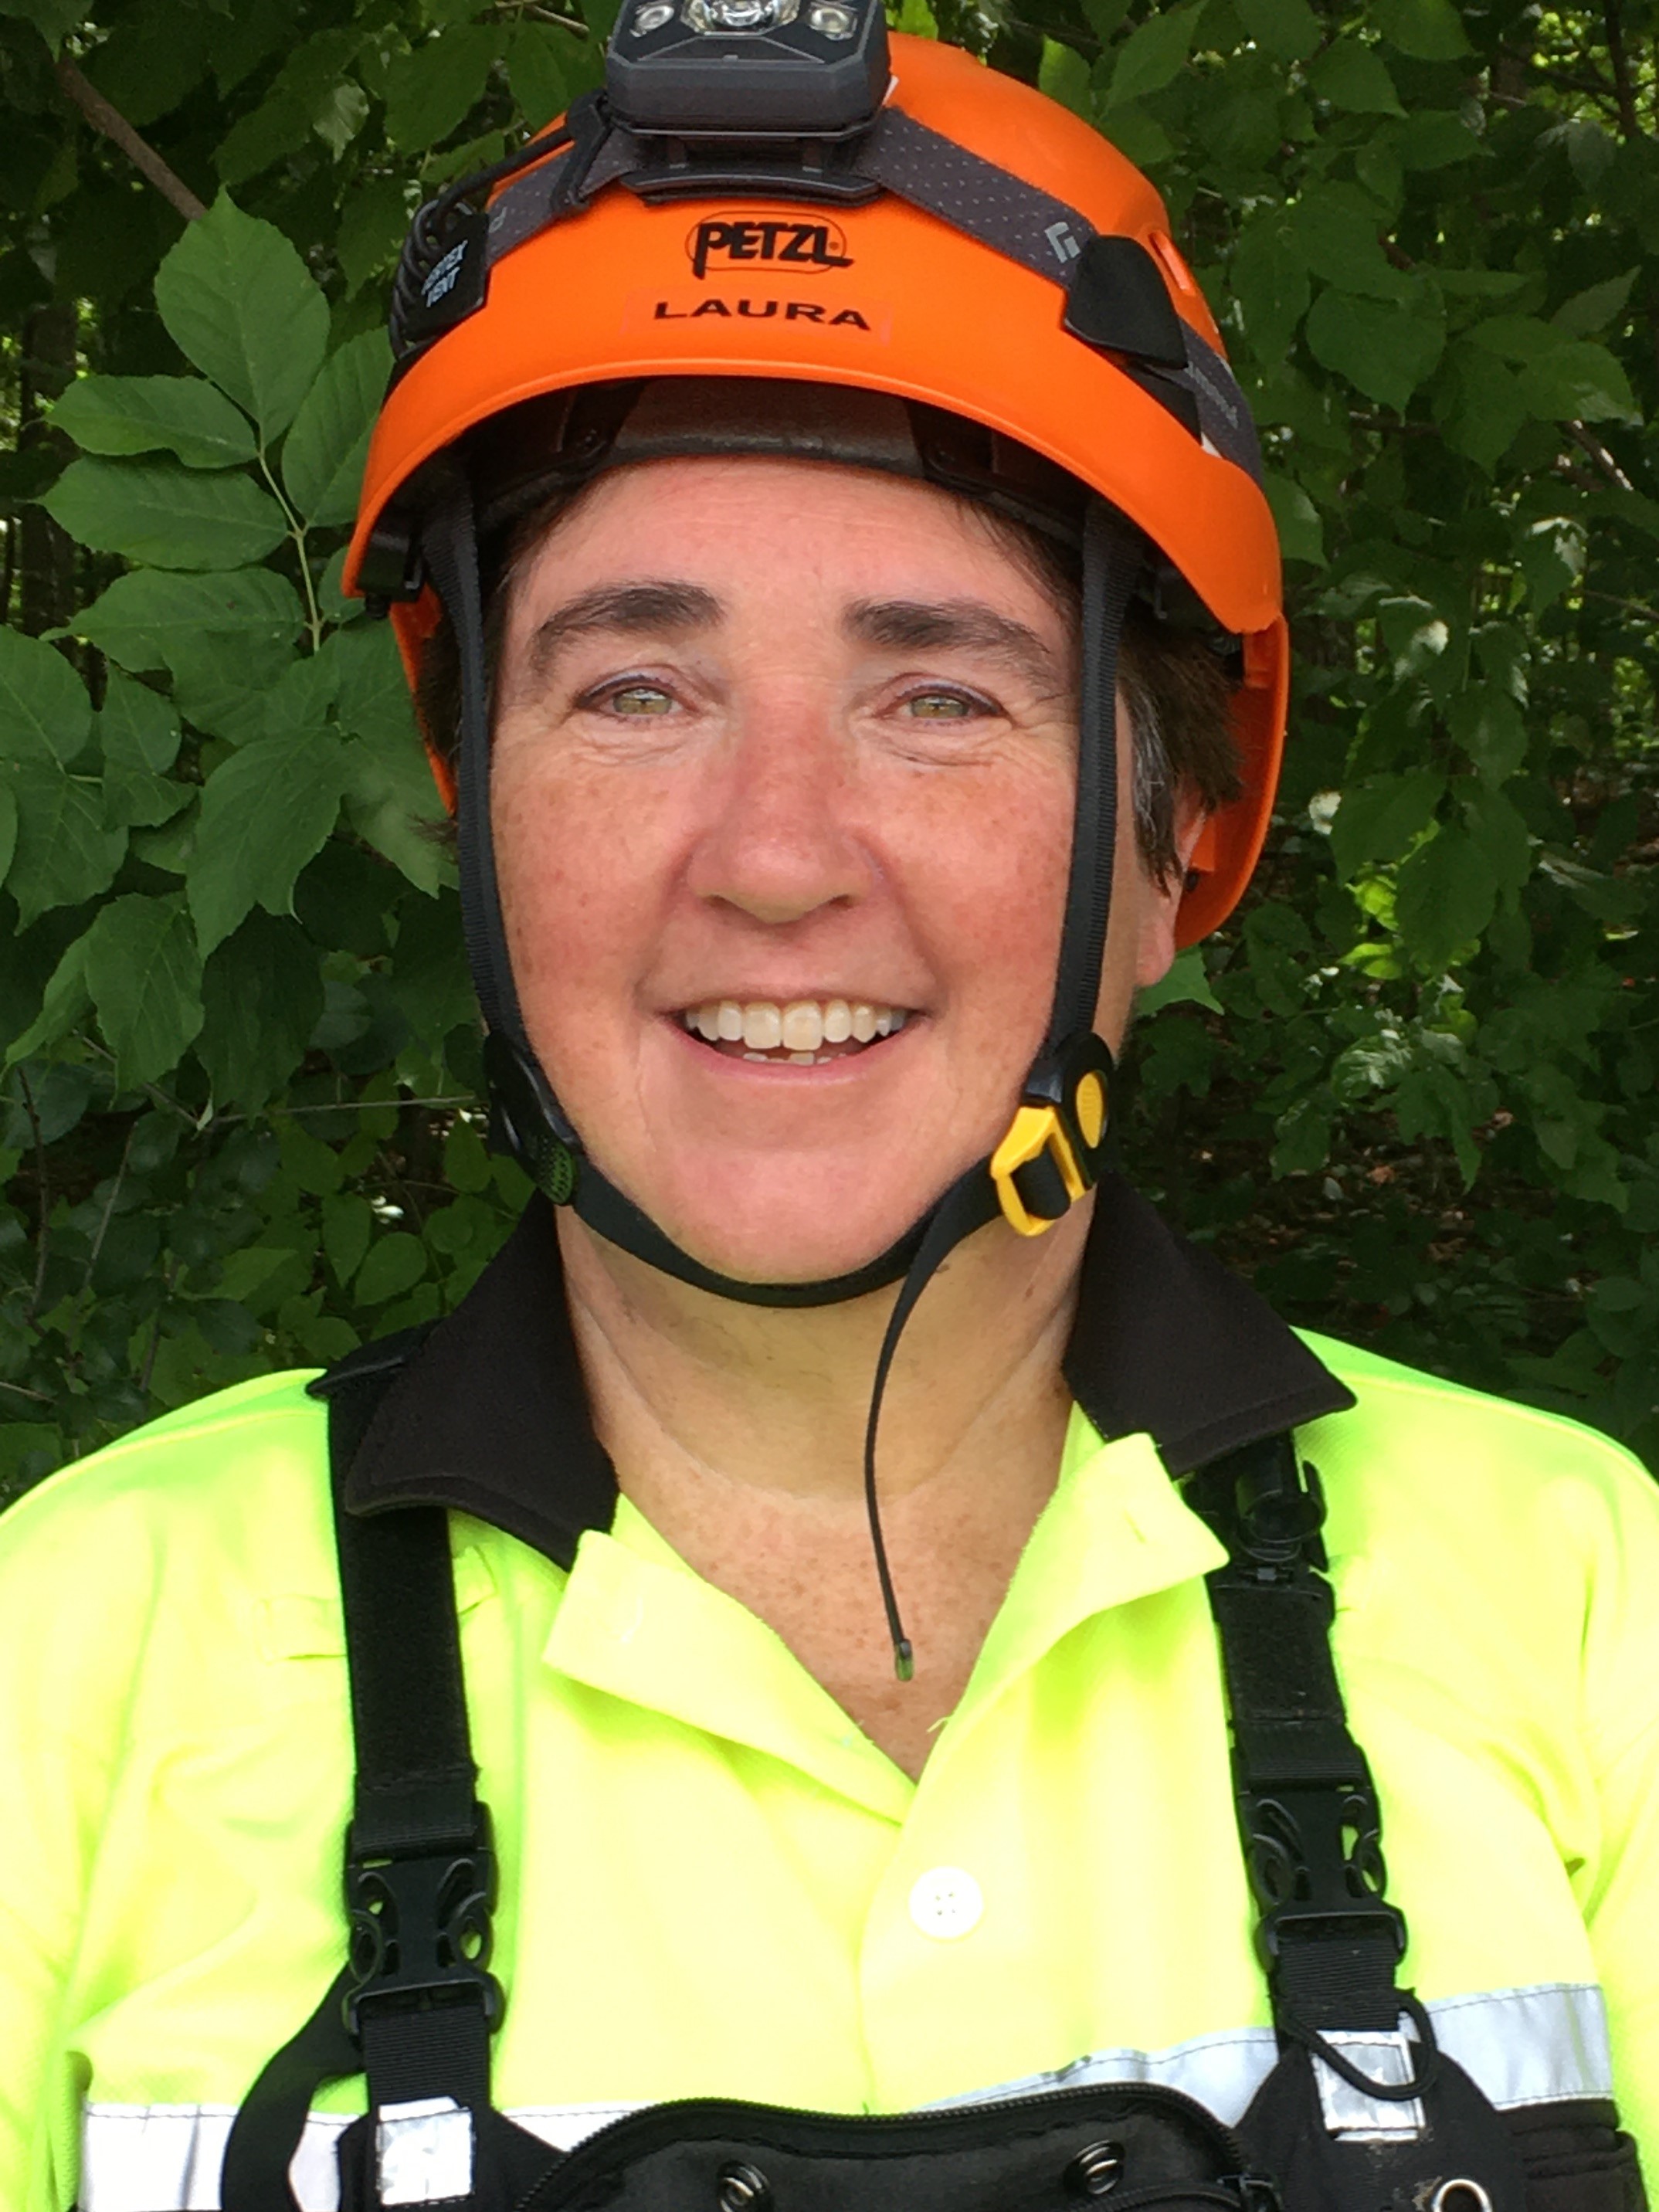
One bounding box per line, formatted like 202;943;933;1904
344;1807;504;2039
1243;1773;1408;1969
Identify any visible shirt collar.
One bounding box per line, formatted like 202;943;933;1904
341;1174;1354;1565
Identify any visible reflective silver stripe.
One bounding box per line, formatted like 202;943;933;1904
1433;1982;1614;2112
925;1983;1616;2129
77;1988;1615;2211
78;2100;638;2211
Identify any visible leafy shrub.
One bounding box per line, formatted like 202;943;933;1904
0;0;1653;1501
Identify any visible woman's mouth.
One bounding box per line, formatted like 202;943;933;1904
677;997;911;1065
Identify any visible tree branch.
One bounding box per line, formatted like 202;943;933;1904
1602;0;1642;140
55;57;207;222
1565;420;1636;492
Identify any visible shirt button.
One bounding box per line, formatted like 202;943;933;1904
909;1866;983;1939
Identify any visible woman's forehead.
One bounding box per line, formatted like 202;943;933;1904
502;454;1074;631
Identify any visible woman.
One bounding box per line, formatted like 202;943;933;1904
2;29;1654;2212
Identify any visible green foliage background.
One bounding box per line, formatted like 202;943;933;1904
0;0;1654;1500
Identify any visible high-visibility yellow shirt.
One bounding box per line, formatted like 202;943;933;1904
2;1310;1656;2211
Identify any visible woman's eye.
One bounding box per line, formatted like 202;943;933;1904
602;683;675;717
901;690;979;720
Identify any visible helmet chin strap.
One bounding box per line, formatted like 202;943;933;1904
422;468;1138;1674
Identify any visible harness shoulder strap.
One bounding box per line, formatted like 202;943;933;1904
1188;1433;1530;2212
221;1331;501;2210
1186;1433;1412;2054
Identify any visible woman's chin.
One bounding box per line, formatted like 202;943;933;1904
599;1157;955;1293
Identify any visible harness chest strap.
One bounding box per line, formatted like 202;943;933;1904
218;1359;1542;2211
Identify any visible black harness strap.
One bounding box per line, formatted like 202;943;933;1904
1187;1435;1418;2063
221;1337;502;2210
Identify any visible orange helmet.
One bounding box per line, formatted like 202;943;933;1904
348;32;1284;946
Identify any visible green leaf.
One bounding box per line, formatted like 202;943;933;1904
1138;944;1220;1015
4;762;127;927
1393;111;1481;169
1552;269;1639;340
1461;784;1532;899
337;176;412;297
1104;5;1202;108
42;456;288;571
1305;283;1445;410
355;1230;428;1304
1289;185;1406;301
323;1192;375;1284
1515;340;1640;426
1264;471;1325;565
0;783;15;887
1306;39;1403;115
197;910;324;1109
99;670;182;775
1396;826;1497;969
215;90;310;191
0;627;90;766
1371;0;1471;59
384;25;500;151
153;193;331;441
50;375;258;469
83;894;205;1089
343;729;453;895
505;22;570;127
1329;769;1444;877
187;728;352;953
72;566;304;678
1039;38;1091;117
0;0;83;55
280;330;392;528
1447;687;1527;785
100;672;188;831
1233;0;1320;62
1231;215;1310;359
2;930;92;1067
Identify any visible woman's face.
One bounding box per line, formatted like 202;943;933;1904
491;455;1187;1286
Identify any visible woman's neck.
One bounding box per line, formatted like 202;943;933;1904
557;1203;1090;1776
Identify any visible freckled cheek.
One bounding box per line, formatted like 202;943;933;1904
896;775;1071;1022
491;765;684;1036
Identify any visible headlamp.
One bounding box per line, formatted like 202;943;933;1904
606;0;889;138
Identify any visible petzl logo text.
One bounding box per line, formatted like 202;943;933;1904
688;214;853;280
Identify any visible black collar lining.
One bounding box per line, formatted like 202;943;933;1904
341;1179;1355;1569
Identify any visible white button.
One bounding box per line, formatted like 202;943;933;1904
909;1865;983;1939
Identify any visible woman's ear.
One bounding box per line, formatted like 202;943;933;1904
1134;792;1210;990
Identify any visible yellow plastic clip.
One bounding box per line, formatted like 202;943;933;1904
989;1104;1087;1237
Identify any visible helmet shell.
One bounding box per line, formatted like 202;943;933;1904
348;35;1286;941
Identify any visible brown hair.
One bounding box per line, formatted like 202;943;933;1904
416;473;1243;887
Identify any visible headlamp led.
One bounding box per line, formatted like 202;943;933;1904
606;0;889;137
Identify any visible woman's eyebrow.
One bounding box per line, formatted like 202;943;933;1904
525;581;723;677
845;598;1064;693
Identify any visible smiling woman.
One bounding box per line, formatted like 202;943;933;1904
2;24;1657;2212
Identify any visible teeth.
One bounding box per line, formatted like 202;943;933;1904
742;1003;783;1050
782;1000;823;1052
683;997;910;1053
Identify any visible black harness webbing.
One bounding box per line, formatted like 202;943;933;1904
224;1348;1539;2212
222;1338;508;2210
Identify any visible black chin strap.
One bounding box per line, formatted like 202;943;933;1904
857;500;1138;1670
428;476;1140;1670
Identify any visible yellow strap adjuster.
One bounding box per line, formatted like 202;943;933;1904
989;1065;1110;1238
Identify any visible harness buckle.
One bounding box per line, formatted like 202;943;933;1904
343;1805;505;2039
1244;1776;1408;1970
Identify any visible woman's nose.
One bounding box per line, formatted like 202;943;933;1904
686;701;874;928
